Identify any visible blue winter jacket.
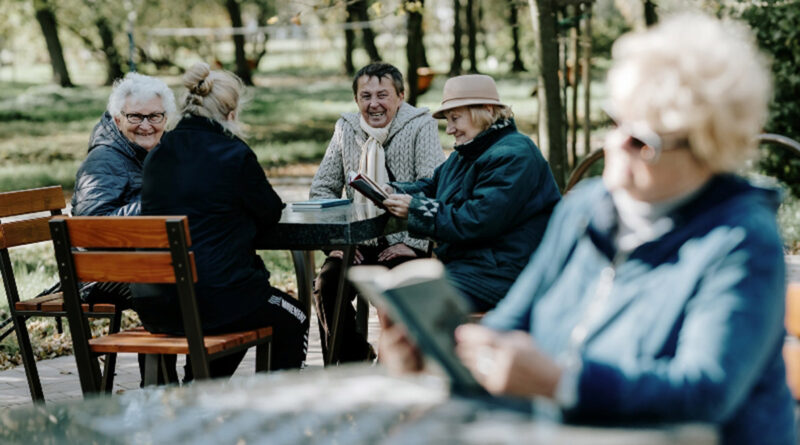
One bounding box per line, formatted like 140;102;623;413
484;175;796;445
392;121;561;309
71;112;147;216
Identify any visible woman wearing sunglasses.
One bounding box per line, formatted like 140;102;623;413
382;13;794;445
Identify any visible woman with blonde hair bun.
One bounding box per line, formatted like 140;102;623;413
132;63;309;379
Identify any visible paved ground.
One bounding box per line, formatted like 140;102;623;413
1;178;799;410
0;305;382;409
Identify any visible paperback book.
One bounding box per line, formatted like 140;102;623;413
348;258;487;396
291;198;350;210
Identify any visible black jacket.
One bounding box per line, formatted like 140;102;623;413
71;112;147;216
132;115;284;333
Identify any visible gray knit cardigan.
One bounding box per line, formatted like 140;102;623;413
310;102;445;250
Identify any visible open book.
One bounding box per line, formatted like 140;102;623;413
347;171;389;209
348;258;487;396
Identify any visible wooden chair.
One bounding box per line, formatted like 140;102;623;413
49;215;272;395
564;148;604;194
783;282;800;401
0;186;121;402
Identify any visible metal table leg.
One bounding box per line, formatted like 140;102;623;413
326;246;354;365
290;250;315;315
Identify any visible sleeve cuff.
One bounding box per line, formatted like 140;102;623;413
407;196;440;238
554;353;583;409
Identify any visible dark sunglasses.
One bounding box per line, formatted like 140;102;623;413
603;106;664;162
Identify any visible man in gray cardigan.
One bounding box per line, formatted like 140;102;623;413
310;62;445;362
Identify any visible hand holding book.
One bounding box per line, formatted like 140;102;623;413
348;259;487;395
348;171;389;209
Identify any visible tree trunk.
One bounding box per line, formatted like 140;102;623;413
530;0;566;190
344;27;356;75
225;0;253;86
569;6;580;167
449;0;464;76
509;0;526;72
581;3;592;157
643;0;658;26
33;0;73;87
466;0;479;73
405;0;423;106
354;0;381;62
95;16;124;85
344;1;357;75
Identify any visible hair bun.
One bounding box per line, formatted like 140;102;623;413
183;62;213;97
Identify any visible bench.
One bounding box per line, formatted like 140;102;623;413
49;215;273;394
0;186;121;402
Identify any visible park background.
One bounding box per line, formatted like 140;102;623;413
0;0;798;369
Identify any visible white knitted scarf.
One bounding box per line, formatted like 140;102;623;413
357;116;391;208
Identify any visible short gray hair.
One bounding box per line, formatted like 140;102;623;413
608;13;772;172
107;72;177;126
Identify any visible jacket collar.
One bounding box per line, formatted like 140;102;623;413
453;119;515;161
341;102;431;144
585;174;781;261
88;111;149;163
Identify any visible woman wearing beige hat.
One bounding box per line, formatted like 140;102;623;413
382;74;561;310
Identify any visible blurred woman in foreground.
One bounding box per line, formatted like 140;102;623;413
383;13;795;445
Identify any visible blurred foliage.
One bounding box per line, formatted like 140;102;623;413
736;2;800;197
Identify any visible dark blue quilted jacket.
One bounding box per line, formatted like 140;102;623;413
70;111;148;216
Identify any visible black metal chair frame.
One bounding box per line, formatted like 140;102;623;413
0;186;121;402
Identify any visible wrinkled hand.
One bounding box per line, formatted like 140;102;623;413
328;248;365;264
455;324;562;398
383;194;412;219
378;310;424;374
377;243;418;262
382;184;395;195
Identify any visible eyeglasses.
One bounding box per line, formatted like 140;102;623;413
121;111;166;125
603;106;688;163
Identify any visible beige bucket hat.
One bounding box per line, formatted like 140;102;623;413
432;74;507;119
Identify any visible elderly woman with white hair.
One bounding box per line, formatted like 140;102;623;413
52;73;176;310
72;72;176;217
384;13;795;445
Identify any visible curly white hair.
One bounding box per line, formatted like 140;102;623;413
608;12;772;172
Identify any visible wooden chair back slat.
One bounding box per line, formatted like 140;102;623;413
72;251;197;284
0;186;64;218
53;216;192;248
0;216;54;249
785;283;800;337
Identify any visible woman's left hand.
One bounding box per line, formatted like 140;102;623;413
455;324;562;398
383;194;412;218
